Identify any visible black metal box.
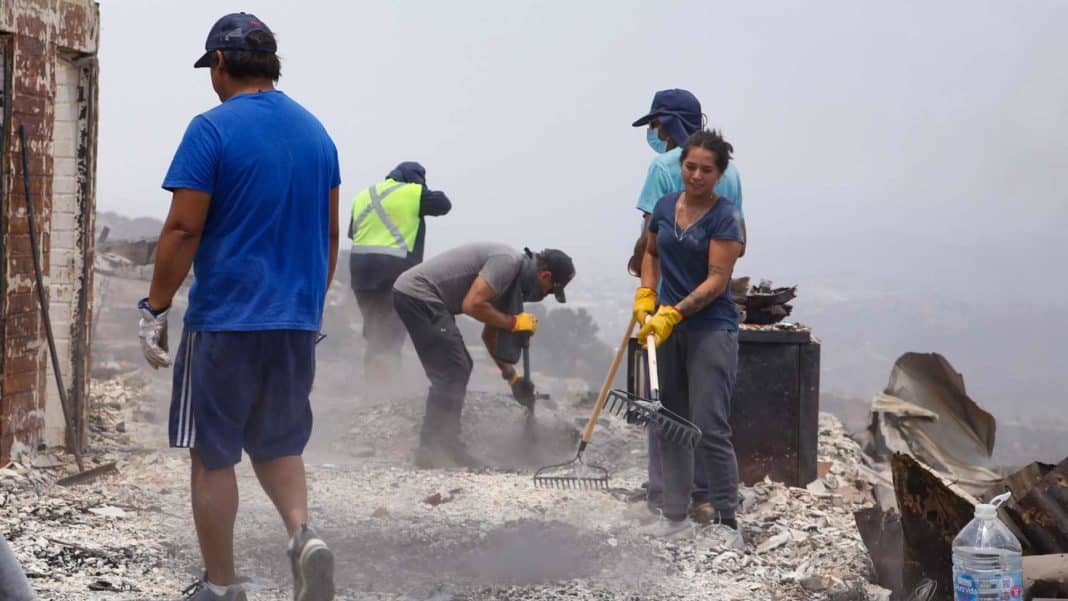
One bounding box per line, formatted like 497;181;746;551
627;326;820;487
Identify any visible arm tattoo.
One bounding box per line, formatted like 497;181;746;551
675;265;730;316
675;288;718;316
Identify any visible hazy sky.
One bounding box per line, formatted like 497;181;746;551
97;0;1068;293
94;1;1068;421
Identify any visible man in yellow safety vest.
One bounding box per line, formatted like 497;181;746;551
348;162;451;390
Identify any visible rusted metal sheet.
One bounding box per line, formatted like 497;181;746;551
855;505;906;594
868;353;1001;495
996;458;1068;555
893;452;977;601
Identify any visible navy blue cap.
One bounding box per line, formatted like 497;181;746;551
386;161;427;186
631;89;704;147
194;12;276;68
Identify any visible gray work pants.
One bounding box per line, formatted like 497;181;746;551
0;536;34;600
355;289;406;357
392;291;473;446
655;328;740;521
355;288;406;390
647;422;711;507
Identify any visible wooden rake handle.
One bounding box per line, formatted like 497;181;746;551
580;318;637;443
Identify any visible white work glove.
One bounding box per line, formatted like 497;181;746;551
138;298;171;369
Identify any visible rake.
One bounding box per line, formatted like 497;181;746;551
603;320;702;448
532;319;636;489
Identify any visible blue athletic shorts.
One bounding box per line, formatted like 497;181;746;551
169;329;317;470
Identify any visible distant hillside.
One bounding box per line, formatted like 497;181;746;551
96;211;163;242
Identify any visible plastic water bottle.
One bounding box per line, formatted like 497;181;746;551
952;492;1023;601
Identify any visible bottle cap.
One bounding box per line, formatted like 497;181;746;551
975;491;1011;519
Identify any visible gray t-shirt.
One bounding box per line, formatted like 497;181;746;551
394;242;524;314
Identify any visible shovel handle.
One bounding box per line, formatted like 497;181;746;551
581;318;637;443
522;335;531;381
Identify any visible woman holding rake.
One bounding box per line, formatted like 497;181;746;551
633;129;746;547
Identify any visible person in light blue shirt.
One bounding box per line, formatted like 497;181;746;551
629;89;743;274
627;89;746;528
636;150;742;216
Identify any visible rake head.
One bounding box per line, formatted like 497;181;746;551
533;455;610;490
604;389;702;448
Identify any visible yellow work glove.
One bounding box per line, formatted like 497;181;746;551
637;305;684;347
632;287;657;325
511;312;538;333
505;369;522;386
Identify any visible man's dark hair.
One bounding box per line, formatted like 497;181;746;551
680;129;733;174
209;30;281;81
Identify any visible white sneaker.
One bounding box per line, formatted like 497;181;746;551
638;517;694;540
623;503;662;525
702;522;744;551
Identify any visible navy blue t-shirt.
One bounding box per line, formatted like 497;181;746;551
648;192;745;331
162;90;340;331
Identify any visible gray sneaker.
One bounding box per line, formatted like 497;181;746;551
702;522;745;551
288;523;335;601
181;578;247;601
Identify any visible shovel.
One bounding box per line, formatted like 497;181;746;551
532;319;635;489
603;319;702;448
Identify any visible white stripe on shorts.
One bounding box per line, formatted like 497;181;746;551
176;331;198;448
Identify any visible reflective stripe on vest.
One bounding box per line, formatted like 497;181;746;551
349;180;421;258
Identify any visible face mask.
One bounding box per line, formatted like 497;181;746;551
647;128;669;154
519;258;549;302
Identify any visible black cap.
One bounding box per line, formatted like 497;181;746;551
537;249;575;303
194;12;276;69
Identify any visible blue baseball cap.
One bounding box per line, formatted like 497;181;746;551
193;12;276;69
631;89;704;148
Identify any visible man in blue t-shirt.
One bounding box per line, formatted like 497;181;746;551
137;13;338;601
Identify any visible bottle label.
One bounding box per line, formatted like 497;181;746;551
953;568;1023;601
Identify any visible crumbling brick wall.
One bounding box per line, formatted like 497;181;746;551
0;0;99;463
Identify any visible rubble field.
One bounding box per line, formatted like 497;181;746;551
1;374;889;600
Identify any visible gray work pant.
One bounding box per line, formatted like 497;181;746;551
355;288;406;390
647;422;711;507
392;291;473;446
655;328;740;521
355;289;406;357
0;536;34;600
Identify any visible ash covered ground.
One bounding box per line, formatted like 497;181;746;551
1;371;888;600
0;274;889;600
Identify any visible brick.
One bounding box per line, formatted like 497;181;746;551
51;210;78;232
5;233;33;256
5;336;41;359
3;370;39;395
8;254;41;278
11;116;50;141
49;287;73;303
52;175;77;195
53;157;76;178
6;312;39;338
4;353;38;375
6;292;37;316
52;121;76;146
5;212;50;237
11;92;46;116
10;152;48;178
6;175;54;205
